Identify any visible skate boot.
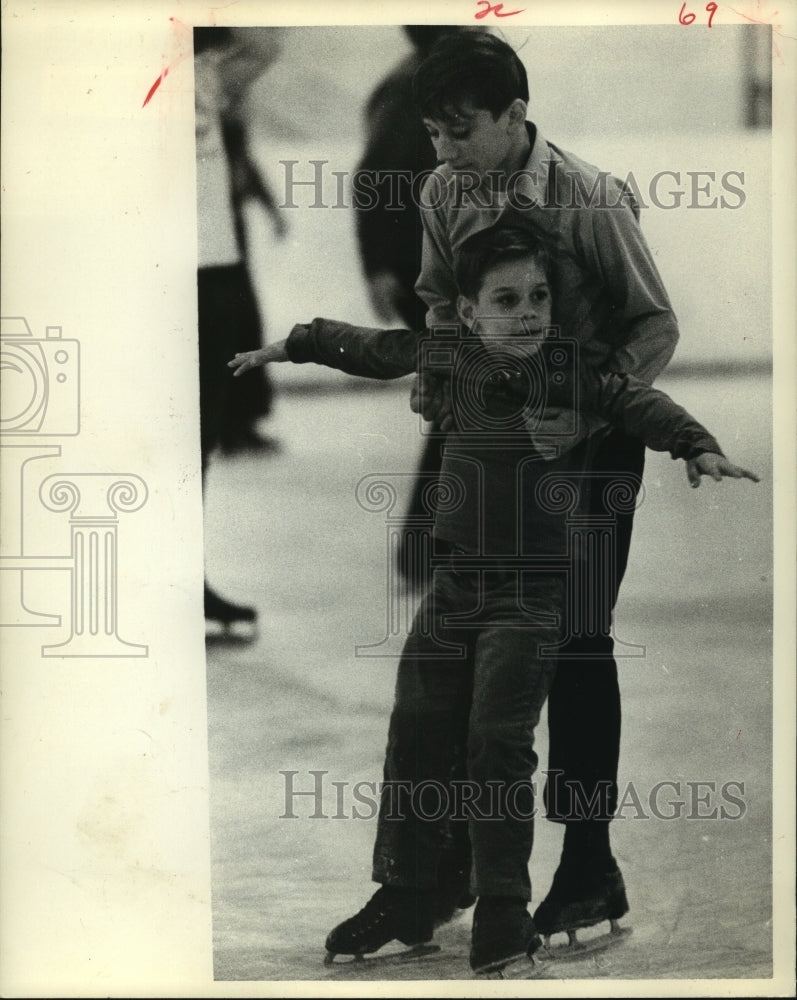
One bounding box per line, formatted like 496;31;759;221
469;896;542;976
324;886;436;964
204;583;257;641
533;862;629;949
219;425;282;456
434;848;475;927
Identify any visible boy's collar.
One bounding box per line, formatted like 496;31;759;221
508;122;555;207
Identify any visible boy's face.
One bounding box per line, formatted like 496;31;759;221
422;100;526;178
457;254;552;357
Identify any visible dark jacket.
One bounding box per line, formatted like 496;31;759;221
285;317;723;463
353;52;437;330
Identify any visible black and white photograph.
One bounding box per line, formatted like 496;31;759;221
1;1;794;996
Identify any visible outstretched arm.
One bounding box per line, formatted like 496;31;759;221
488;363;760;486
228;318;419;381
575;369;760;487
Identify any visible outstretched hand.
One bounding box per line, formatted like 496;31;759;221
228;340;289;376
686;452;760;488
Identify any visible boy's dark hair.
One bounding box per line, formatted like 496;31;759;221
455;227;549;301
412;31;529;122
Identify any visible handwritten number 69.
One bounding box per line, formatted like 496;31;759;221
679;2;718;27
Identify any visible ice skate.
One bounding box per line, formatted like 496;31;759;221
219;425;282;456
324;886;438;966
469;896;543;977
204;583;258;642
533;864;631;962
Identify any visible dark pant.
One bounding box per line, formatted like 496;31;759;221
401;427;645;829
543;427;646;824
197;264;271;473
372;564;565;900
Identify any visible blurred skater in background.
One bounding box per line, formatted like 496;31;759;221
355;26;466;331
216;86;287;456
353;25;478;587
194;26;284;635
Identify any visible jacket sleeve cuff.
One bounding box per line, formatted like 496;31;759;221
671;436;725;461
285;323;314;364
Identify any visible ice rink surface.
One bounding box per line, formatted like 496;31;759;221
199;26;780;983
204;370;774;984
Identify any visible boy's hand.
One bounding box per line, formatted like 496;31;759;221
228;340;289;376
686;452;760;488
410;373;455;432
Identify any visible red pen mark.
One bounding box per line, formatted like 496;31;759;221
678;2;718;26
726;2;796;33
142;50;190;108
728;0;782;26
143;67;169;107
474;0;525;19
169;14;193;33
724;3;796;63
678;2;696;22
142;17;193;108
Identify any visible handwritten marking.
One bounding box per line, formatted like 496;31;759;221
475;0;525;19
678;2;718;26
678;2;697;23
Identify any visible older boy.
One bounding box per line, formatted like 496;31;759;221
408;30;681;939
229;227;756;974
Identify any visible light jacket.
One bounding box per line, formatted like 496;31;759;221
414;124;681;453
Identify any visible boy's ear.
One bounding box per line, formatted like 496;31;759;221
506;98;527;130
456;294;476;328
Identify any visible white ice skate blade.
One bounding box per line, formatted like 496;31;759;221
474;951;545;980
324;943;441;968
539;920;632;965
205;619;258;645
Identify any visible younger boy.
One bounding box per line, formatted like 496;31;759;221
229;227;757;975
410;30;681;938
